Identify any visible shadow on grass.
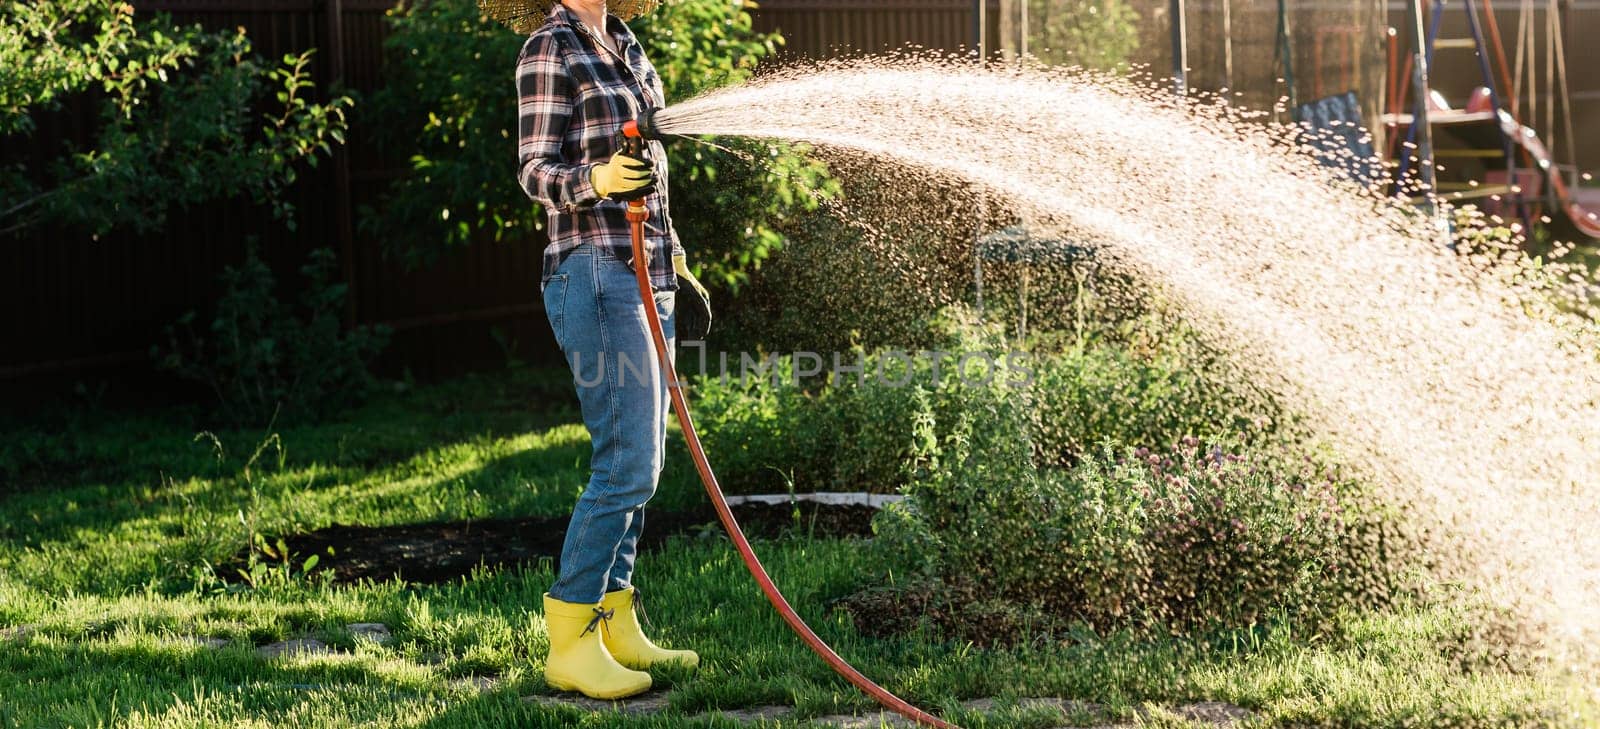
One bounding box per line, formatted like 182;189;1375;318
0;636;458;728
218;501;877;586
0;372;602;594
0;424;587;547
0;368;582;502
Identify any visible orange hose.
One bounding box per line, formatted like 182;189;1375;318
1477;0;1544;218
625;201;958;729
1385;53;1414;174
1479;0;1518;119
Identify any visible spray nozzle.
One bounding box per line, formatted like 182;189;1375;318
611;106;666;206
615;107;665;162
622;106;665;142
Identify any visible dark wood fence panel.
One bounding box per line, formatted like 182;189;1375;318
4;0;1595;392
751;0;979;59
2;0;555;389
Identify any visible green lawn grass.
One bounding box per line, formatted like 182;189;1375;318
0;368;1586;728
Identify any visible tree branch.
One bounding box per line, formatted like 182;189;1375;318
0;188;57;219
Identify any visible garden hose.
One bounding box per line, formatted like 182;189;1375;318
619;117;957;729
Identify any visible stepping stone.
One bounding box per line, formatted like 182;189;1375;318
512;692;1244;727
523;690;671;715
724;493;906;508
179;636;230;649
712;705;794;722
346;623;392;644
959;698;1000;712
0;624;38;641
808;712;920;728
257;638;334;658
451;676;500;693
962;697;1103;719
1175;701;1251;725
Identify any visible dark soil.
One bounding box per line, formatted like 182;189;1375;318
831;578;1071;648
222;502;878;585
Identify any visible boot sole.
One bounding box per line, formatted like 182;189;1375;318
545;674;652;700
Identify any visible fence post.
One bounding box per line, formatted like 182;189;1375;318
325;0;357;327
1170;0;1187;95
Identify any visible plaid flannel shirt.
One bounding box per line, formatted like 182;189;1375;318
517;3;680;291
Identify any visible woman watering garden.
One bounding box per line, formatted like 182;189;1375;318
496;0;705;700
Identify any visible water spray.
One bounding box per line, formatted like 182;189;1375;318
617;111;957;729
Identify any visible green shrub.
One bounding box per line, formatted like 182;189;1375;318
1026;313;1286;466
690;308;1007;494
154;247;389;425
688;355;832;493
694;305;1286;493
1;0;350;237
869;328;1410;635
694;304;1416;635
824;366;940;492
1024;0;1141;70
885;432;1399;634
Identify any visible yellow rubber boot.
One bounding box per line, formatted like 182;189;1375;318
600;587;700;670
542;594;652;699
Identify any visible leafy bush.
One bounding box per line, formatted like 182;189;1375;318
363;0;835;288
687;355;832;492
688;357;923;494
1024;0;1141;70
690;308;1005;494
713;156;975;356
694;305;1415;635
1025;313;1287;466
882;429;1407;634
693;305;1284;492
825;363;941;493
154;248;389;425
0;0;350;236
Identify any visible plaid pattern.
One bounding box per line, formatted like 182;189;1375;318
517;3;680;291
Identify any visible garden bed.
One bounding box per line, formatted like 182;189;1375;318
219;501;880;585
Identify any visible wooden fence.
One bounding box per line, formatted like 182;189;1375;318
3;0;1595;394
2;0;549;391
751;0;978;58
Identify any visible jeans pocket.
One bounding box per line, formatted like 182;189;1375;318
594;243;633;272
542;272;570;351
653;290;676;342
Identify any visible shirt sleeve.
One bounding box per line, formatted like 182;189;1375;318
516;32;600;210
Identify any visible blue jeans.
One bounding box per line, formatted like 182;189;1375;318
542;245;676;605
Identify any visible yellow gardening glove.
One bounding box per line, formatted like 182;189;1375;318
673;254;709;304
590;153;654;200
673;253;712;341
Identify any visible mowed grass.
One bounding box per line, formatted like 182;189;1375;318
0;368;1588;728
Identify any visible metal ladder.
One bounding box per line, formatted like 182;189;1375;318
1396;0;1525;223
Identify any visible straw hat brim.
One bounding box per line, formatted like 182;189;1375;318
479;0;662;34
